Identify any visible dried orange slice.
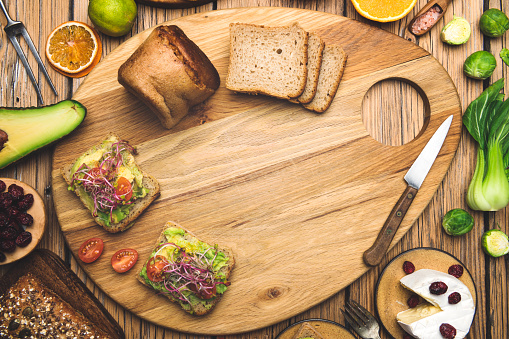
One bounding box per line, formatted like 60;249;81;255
351;0;417;22
46;21;102;78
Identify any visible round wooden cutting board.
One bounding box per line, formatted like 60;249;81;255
51;7;462;335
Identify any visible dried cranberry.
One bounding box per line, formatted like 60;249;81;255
403;334;413;339
17;194;34;211
430;281;448;295
17;213;33;227
407;294;420;308
7;219;23;233
0;252;5;263
15;231;32;247
0;240;16;253
0;227;19;240
0;193;13;210
0;213;7;227
6;206;19;219
448;292;461;304
0;180;5;193
448;264;464;278
7;184;23;201
440;323;457;339
403;261;415;274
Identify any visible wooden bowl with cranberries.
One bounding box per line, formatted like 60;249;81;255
0;178;46;265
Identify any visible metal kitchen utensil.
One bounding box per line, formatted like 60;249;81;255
363;115;453;266
342;300;381;339
0;0;57;104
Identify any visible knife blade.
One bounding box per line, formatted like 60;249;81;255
363;115;453;266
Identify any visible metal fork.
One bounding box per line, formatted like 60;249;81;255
341;300;381;339
0;0;57;104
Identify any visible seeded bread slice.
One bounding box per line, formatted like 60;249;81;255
292;322;325;339
61;133;160;233
303;44;347;113
137;221;235;316
226;22;308;99
290;33;325;104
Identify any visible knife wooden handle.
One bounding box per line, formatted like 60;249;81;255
363;185;418;266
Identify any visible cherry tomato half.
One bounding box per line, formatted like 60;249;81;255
78;238;104;263
115;177;133;201
111;248;138;273
146;255;169;282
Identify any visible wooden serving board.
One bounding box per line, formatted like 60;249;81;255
51;7;462;335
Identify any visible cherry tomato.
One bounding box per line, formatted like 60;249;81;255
111;248;138;273
78;238;104;263
115;177;133;201
146;255;169;282
87;167;106;179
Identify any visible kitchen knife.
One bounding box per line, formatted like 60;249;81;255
363;115;453;266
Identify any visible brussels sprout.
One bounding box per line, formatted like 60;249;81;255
480;9;509;38
481;229;509;257
442;208;474;236
464;51;497;80
501;48;509;66
440;16;471;45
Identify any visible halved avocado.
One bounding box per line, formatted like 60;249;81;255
0;100;86;169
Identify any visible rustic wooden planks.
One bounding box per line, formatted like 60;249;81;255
0;0;506;338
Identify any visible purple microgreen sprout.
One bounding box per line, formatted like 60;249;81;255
70;141;135;221
151;243;230;306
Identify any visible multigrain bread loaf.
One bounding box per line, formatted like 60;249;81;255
118;25;220;129
303;44;347;113
0;273;110;338
291;33;325;104
226;22;308;99
61;134;160;233
138;221;235;315
292;322;325;339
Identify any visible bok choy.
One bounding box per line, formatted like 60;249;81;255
463;78;509;211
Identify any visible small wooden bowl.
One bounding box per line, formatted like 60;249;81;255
407;0;452;36
0;178;46;265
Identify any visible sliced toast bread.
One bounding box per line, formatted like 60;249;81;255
226;22;308;99
292;322;325;339
290;32;325;104
137;221;235;315
61;133;160;233
303;44;347;113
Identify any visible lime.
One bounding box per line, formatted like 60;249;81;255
88;0;137;37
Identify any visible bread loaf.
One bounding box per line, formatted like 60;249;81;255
303;44;347;113
118;25;220;129
0;273;109;338
226;22;308;99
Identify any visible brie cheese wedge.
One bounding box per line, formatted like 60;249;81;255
396;269;475;338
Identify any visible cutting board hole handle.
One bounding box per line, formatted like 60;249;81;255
361;78;430;146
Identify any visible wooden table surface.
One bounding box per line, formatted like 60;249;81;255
0;0;507;338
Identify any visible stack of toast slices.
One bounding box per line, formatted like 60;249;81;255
226;22;347;113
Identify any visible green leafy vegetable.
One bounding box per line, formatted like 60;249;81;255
442;209;474;236
463;78;509;211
